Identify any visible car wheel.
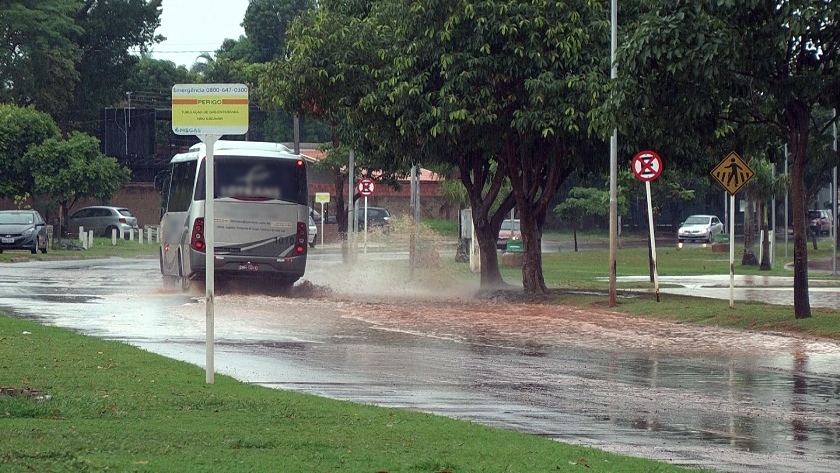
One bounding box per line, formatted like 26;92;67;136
105;226;119;239
309;240;316;248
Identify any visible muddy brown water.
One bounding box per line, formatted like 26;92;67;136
0;256;839;472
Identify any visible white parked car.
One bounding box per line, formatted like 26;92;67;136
308;216;317;248
678;215;724;243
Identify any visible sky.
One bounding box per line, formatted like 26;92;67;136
148;0;251;67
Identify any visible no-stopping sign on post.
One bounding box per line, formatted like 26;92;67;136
357;177;375;196
632;150;663;182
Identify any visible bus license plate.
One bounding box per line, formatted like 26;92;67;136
1;238;13;244
238;263;259;271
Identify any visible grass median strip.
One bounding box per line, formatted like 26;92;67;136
0;315;696;472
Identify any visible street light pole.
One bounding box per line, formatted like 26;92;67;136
609;0;618;306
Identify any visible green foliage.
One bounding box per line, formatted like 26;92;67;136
23;132;131;215
0;105;61;198
554;187;612;229
0;0;82;114
243;0;315;62
66;0;164;132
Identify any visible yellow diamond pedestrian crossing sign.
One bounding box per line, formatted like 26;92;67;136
711;151;754;195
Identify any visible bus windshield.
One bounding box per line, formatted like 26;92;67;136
194;156;307;204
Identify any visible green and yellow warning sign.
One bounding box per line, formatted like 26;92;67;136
711;151;754;195
171;83;249;135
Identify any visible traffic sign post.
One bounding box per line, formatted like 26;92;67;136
710;151;754;309
711;151;754;196
172;83;249;384
357;178;375;252
632;150;662;302
315;192;330;247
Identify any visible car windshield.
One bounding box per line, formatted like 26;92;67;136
683;216;710;225
0;212;34;225
117;208;134;217
808;211;825;219
500;220;520;231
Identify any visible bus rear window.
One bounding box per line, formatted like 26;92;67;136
194;156;307;204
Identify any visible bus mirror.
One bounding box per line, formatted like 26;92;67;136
154;172;169;192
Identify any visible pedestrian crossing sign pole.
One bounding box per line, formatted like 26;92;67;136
710;151;754;309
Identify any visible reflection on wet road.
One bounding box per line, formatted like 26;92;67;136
1;258;839;472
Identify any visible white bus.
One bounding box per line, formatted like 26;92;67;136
158;140;310;291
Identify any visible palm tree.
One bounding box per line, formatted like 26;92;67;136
742;156;787;269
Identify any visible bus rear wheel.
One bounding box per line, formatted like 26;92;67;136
177;253;191;292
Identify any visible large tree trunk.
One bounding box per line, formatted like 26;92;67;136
518;205;546;293
787;100;811;319
503;139;572;294
458;150;514;289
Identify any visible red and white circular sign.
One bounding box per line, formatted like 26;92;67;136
357;177;375;196
631;150;663;182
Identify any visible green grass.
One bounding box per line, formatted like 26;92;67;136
0;237;158;262
420;217;460;237
0;316;695;473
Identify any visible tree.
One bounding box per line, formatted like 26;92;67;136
609;1;840;318
0;104;61;198
242;0;315;63
62;0;164;132
0;0;82;114
259;3;413;263
554;187;611;252
364;0;610;293
23;132;131;232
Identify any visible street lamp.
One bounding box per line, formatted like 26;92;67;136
609;0;618;306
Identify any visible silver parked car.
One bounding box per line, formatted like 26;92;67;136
678;214;724;243
0;210;49;254
66;206;139;238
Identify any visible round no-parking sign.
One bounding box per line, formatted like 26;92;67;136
632;150;663;182
357;178;375;196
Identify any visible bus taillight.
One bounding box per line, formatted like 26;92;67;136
294;221;307;255
191;218;206;252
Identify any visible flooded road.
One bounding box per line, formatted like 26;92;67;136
1;256;839;472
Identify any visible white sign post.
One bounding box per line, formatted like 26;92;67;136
315;192;330;246
710;151;754;308
632;150;663;302
357;178;375;253
172;83;248;384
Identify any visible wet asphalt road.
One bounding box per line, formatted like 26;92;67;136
1;254;839;472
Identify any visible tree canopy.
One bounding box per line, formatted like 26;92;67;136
608;0;840;318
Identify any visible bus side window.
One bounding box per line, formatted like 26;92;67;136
167;161;197;212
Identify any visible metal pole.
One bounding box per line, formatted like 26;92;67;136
784;145;789;260
729;193;735;308
771;164;776;268
833;164;837;275
608;0;618;307
833;111;837;275
348;149;355;262
202;134;219;384
645;181;659;301
409;165;418;280
724;191;728;231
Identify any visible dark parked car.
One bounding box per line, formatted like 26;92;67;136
0;210;49;254
357;206;392;231
66;206;139;238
